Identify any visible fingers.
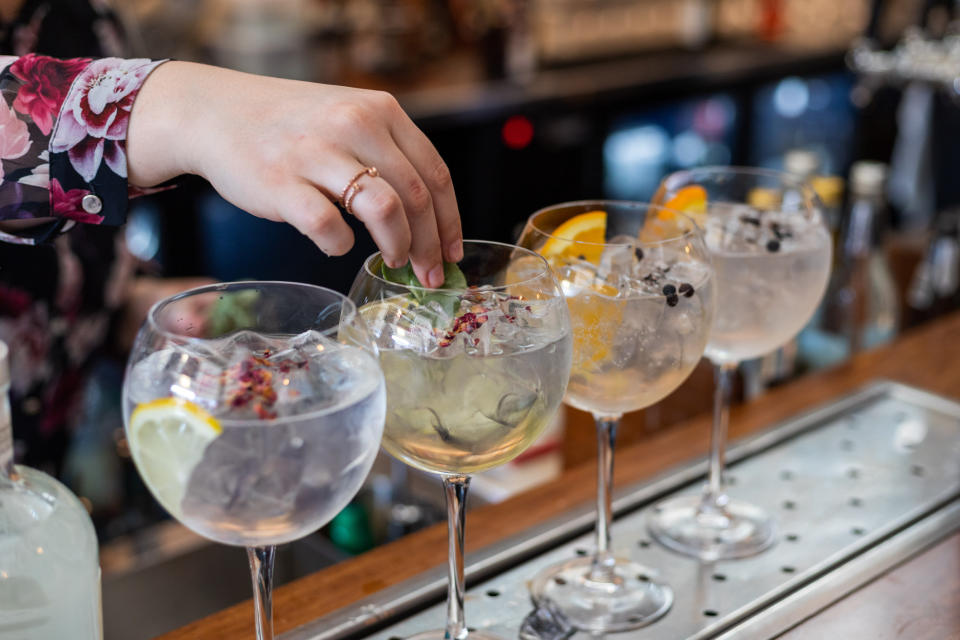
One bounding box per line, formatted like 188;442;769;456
276;181;355;256
301;154;415;272
363;150;444;288
387;113;463;263
276;90;461;288
347;173;417;273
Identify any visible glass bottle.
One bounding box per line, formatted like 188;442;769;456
803;161;899;368
0;340;102;638
810;174;845;239
906;208;960;326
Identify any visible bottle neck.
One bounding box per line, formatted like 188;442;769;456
842;193;886;258
0;387;13;478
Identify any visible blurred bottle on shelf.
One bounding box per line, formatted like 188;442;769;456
681;0;715;49
208;0;312;80
811;174;845;238
906;208;960;326
505;0;537;81
784;147;819;180
0;341;102;638
800;161;899;370
783;148;845;234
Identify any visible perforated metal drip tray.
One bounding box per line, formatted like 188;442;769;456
284;381;960;640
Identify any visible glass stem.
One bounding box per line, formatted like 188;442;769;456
247;545;276;640
589;415;620;582
443;474;471;640
703;362;738;511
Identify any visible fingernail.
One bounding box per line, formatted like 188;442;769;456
447;241;464;262
428;264;445;288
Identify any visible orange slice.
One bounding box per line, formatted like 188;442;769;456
566;291;620;371
644;185;708;242
538;210;607;264
662;185;708;216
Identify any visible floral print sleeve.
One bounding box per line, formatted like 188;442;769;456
0;54;166;245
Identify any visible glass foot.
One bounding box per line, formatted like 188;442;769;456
648;494;776;561
528;556;673;633
407;631;504;640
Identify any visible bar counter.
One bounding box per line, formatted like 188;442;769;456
158;312;960;639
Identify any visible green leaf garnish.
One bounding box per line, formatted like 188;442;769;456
381;260;467;319
380;262;421;298
208;289;260;337
419;291;459;318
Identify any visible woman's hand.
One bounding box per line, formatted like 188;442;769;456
126;61;462;288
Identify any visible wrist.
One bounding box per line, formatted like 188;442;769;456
127;61;201;187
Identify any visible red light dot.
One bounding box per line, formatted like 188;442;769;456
502;115;534;149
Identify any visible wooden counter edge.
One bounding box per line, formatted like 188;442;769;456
157;313;960;639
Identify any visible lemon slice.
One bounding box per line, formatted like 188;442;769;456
538;210;607;264
128;398;222;517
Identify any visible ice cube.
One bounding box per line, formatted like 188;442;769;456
598;236;637;280
667;259;709;289
506;254;549;284
182;424;305;523
557;262;599;297
259;329;324;362
364;298;440;353
441;350;533;414
608;234;637;246
125;348;174;404
421;299;454;336
268;333;382;418
214;330;283;364
610;329;638;367
673;309;696;336
126;344;225;412
462;314;498;356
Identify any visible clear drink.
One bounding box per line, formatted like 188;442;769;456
0;469;102;638
517;202;714;633
702;202;832;363
350;241;572;640
649;166;833;563
123;330;385;547
363;294;571;475
0;339;102;639
557;248;714;416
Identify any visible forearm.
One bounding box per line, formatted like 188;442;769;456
126;60;303;187
3;54;462;280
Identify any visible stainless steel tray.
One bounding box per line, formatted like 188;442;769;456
284;381;960;640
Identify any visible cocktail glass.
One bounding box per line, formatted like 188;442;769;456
350;240;572;640
517;201;715;632
122;282;386;640
647;166;832;561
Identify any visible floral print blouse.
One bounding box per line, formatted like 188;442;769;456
0;0;164;477
0;53;164;244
